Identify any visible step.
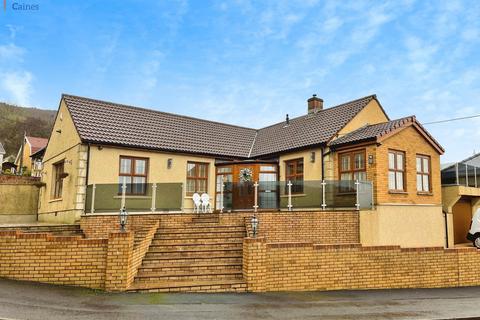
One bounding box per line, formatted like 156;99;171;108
135;268;243;280
155;232;245;240
149;242;242;251
139;263;242;273
143;251;242;262
141;256;242;267
144;248;242;258
156;225;245;233
151;238;244;246
128;279;247;292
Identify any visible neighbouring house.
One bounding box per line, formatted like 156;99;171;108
30;147;46;178
442;153;480;247
0;143;5;169
1;155;17;173
14;135;48;175
37;93;445;247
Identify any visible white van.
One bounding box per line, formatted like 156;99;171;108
467;208;480;248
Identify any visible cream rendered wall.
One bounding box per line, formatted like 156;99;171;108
278;148;323;181
88;146;217;212
360;205;445;247
336;99;389;136
38;99;83;223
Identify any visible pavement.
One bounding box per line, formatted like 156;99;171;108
1;278;480;320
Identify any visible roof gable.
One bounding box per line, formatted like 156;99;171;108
25;136;48;154
329;116;445;154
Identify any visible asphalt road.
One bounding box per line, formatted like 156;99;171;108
1;278;480;320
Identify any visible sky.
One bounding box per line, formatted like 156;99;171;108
0;0;479;162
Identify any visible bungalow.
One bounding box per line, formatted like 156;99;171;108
37;93;445;247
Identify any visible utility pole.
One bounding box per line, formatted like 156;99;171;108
18;131;25;175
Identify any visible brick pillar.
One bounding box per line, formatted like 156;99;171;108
105;232;134;291
243;237;267;292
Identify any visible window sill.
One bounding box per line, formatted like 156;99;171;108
417;192;433;196
388;191;408;195
49;198;63;203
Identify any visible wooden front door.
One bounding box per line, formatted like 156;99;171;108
232;165;256;210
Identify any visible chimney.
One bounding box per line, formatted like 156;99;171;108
307;94;323;114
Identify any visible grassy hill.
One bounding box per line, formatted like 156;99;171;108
0;102;56;157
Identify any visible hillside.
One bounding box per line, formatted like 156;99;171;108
0;102;56;156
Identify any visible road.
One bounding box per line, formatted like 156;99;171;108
0;278;480;319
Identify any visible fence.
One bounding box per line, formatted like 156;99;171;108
442;163;480;187
84;183;183;214
218;180;373;212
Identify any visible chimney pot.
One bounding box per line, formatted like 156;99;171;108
307;94;323;114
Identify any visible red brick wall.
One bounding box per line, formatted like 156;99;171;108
243;239;480;292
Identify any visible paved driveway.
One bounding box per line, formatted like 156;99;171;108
1;278;480;319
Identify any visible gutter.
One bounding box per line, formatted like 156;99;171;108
443;209;449;248
85;144;91;186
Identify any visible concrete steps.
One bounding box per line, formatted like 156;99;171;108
131;214;246;292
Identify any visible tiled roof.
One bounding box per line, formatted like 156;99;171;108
62;94;378;159
250;95;377;157
63;95;257;158
26;136;48;154
330;116;444;153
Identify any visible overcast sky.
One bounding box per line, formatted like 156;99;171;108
0;0;479;162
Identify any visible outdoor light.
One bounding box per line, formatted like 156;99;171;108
310;151;316;163
368;154;374;165
251;214;259;237
119;206;128;232
167;158;173;169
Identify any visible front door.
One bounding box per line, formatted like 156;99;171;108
233;165;255;210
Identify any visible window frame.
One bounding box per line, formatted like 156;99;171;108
338;149;367;181
186;161;209;196
285;158;304;194
118;156;149;195
416;154;431;193
52;160;65;199
388;149;406;192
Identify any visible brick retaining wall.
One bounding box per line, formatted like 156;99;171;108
80;211;359;244
0;227;158;291
243;238;480;292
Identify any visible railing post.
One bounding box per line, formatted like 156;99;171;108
466;165;469;187
355;180;360;210
321;180;326;210
287;180;292;211
151;183;157;213
475;167;478;188
121;181;127;210
90;183;96;214
253;181;259;213
220;176;224;213
455;163;459;185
